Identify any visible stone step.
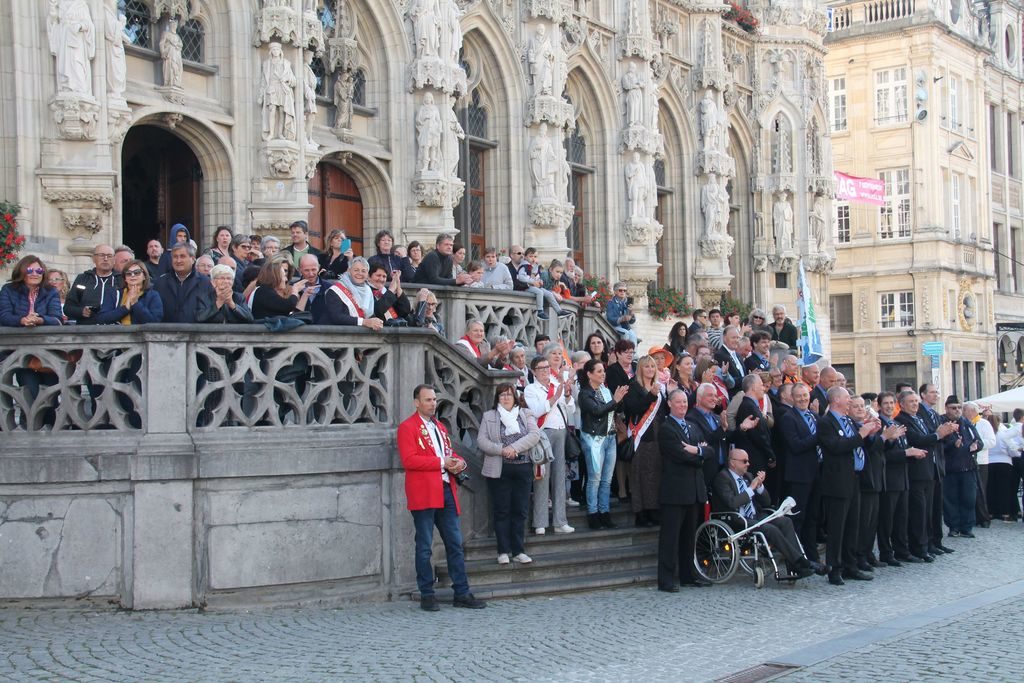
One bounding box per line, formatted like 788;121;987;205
462;524;658;562
411;568;658;602
437;543;658;588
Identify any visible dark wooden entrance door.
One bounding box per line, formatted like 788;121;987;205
307;163;363;254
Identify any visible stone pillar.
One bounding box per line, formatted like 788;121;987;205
617;0;664;303
523;1;575;263
692;11;735;307
403;0;467;246
249;1;324;233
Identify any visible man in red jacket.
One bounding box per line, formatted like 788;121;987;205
399;384;486;612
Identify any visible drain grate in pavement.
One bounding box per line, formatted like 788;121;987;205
715;662;799;683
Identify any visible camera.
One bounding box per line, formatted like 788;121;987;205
626;297;634;306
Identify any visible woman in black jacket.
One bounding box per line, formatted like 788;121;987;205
366;229;415;282
248;257;311;320
578;359;629;529
318;229;353;279
623;355;668;527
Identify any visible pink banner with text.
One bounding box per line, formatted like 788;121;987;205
833;171;886;206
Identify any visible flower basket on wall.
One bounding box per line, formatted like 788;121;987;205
724;2;759;34
0;202;26;269
647;286;692;321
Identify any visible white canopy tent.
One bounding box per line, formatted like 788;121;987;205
974;386;1024;412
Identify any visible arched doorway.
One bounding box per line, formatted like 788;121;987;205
308;162;364;254
121;125;202;254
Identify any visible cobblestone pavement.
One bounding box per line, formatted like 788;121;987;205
1;522;1022;682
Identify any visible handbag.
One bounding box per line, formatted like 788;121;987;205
527;430;555;465
615;415;634;462
564;428;582;463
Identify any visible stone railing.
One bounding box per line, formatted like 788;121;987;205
0;325;515;609
829;0;920;33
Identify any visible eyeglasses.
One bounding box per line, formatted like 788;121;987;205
734;459;750;464
48;276;65;282
25;267;45;275
124;269;145;276
93;253;114;259
535;365;550;370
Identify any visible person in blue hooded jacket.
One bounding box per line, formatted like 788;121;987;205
156;223;193;275
0;254;64;327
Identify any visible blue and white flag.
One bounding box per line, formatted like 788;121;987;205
796;260;824;365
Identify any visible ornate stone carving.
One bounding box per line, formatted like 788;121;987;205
622;63;645;128
265;142;299;177
620;127;663;156
302;50;319;149
161;18;184;89
260;42;298;142
254;0;299;47
768;254;797;273
302;6;325;54
699;233;734;258
525;0;574;24
700;172;729;239
524;96;575;129
809;194;827;253
528;201;574;230
444;105;464;177
696;150;736;178
43;189;114;238
624;151;650;219
804;253;836;275
412;177;465;207
107;102;133;144
528;24;556;97
416;92;443;174
753;255;768;272
153;0;192;19
529;123;559;200
773;192;794;253
622;217;662;246
50;95;100;141
407;0;467;95
163;112;184;129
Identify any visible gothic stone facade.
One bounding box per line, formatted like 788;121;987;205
1;0;831;311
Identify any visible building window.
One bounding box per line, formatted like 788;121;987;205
835;201;851;243
566;123;590;268
879;168;911;239
990;105;1001;172
123;0;152;49
995;223;1005;290
1008;112;1017;178
352;69;366;107
179;18;204;63
830;77;848;132
831;294;854;332
774;272;789;289
874;67;908;125
951;174;961;238
454;89;491;260
880;291;915;329
311;56;327;97
880;361;918;394
949;76;959;130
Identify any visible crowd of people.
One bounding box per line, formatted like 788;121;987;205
3;224;1022;607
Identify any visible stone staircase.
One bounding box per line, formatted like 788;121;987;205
425;505;659;601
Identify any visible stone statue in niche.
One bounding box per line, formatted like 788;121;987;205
624;152;649;219
528;24;555;97
160;18;184;89
773;192;794;252
302;51;318;147
334;70;355;129
556;142;571;204
809;195;827;252
622;63;644;127
444;0;464;65
701;172;727;237
646;162;658;220
259;42;297;142
416;91;442;173
699;91;721;152
444;106;464;176
647;85;660;132
47;0;96;98
410;0;441;60
104;0;127;97
529;123;558;199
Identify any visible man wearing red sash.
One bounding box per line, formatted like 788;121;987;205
398;384;486;611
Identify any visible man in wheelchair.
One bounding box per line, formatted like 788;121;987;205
711;448;828;580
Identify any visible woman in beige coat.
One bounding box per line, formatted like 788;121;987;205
478;383;541;565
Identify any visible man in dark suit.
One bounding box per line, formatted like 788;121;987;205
818;386;881;585
876;391;925;566
712;449;822;579
851;395;887;571
939;395;980;538
895;390;957;562
920;384;955;554
744;332;772;374
777;382;822;562
687;382;728;491
657;390;713;591
809;365;836;417
728;374;777;482
713;325;746;396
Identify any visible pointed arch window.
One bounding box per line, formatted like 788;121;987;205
311;55;328;97
123;0;153;49
455;88;497;259
179;18;205;63
565;122;593;269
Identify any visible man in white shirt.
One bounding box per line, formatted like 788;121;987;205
524;350;575;535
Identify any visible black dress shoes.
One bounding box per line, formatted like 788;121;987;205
599;512;618;529
657;585;680;593
936;544;955;553
420;596;440;612
810;561;829;576
913;553;935;563
897;554;922;564
587;513;601;530
960;531;976;538
841;569;873;581
884;558;903;567
679;578;712;587
452;593;487;609
866;555;881;568
827;571;845;586
856;561;875;573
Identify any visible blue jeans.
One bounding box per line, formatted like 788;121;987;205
614;327;638;344
943;469;977;534
411;485;470;598
581;433;616;513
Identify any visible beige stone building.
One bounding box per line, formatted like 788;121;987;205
825;0;1012;398
0;0;832;316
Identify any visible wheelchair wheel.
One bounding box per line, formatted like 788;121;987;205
694;519;738;583
754;566;766;589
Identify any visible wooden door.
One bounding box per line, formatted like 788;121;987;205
308;163;363;254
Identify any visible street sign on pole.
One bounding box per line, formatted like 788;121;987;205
922;341;945;356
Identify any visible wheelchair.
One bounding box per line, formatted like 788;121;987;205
693;497;803;588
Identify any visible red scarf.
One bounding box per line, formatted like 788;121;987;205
537;382;556;428
458;336;481;358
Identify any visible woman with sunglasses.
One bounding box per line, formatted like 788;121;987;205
0;255;64;327
113;259;164;324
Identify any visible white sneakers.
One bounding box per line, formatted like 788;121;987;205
497;553;510;565
567;499;580;507
534;527;546;535
513;553;532;563
553;524;575;534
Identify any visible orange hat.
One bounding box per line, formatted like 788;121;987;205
648;346;673;369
